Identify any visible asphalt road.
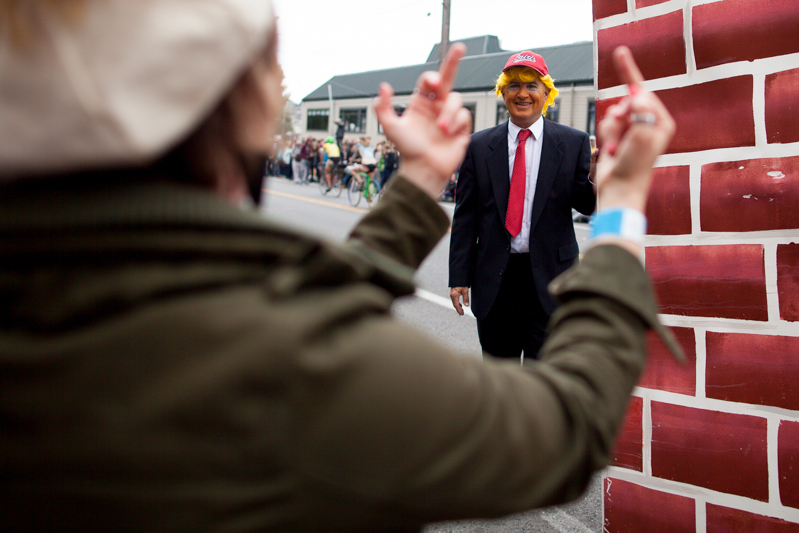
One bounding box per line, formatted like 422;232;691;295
260;175;602;533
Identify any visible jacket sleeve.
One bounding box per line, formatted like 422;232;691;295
571;133;596;216
345;175;450;272
448;141;478;288
288;244;682;527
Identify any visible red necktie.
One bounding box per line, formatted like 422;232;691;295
505;128;531;237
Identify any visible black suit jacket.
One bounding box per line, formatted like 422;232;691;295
448;119;596;320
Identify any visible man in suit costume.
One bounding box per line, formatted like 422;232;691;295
449;51;596;361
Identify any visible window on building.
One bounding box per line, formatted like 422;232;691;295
378;105;405;134
306;108;329;131
547;98;560;123
586;99;596;136
463;103;476;134
496;101;509;125
340;108;367;134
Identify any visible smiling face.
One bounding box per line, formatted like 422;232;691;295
502;70;550;129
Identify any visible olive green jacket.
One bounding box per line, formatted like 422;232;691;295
0;174;679;532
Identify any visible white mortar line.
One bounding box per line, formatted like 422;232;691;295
643;390;653;476
753;73;768;148
696;495;707;533
689;162;702;235
695;328;707;400
764;242;780;323
685;0;696;75
768;417;780;505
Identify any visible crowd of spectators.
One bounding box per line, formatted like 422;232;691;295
265;135;400;188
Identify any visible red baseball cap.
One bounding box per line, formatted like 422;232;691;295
503;51;548;77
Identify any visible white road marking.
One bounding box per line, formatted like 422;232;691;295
539;508;595;533
415;288;475;318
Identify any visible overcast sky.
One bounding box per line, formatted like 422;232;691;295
272;0;595;103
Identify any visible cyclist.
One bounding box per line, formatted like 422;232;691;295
322;137;341;190
346;136;378;189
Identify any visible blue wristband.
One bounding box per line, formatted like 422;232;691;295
590;208;647;244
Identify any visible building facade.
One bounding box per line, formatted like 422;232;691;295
299;37;595;142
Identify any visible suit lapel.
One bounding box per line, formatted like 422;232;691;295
528;119;563;233
487;122;511;228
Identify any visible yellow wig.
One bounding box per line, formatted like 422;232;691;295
495;66;559;117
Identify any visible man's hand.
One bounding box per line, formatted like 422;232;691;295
596;46;676;213
450;287;470;316
374;43;472;200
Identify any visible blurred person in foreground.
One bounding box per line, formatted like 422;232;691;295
0;0;680;531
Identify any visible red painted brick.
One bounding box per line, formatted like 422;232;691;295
777;243;799;322
651;402;768;500
778;244;799;322
612;396;643;471
595;97;622;151
597;11;686;90
640;327;696;395
593;0;627;21
706;332;799;410
707;503;799;532
693;0;799;70
700;156;799;232
597;79;756;154
604;477;695;533
646;245;768;321
658;77;755;153
779;421;799;509
766;68;799;145
647;166;691;235
636;0;669;7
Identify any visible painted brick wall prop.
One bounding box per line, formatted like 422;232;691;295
706;332;799;411
778;243;799;322
611;396;643;471
646;245;768;321
707;504;799;532
640;327;696;395
596;0;799;528
597;10;685;90
603;477;695;533
650;402;769;500
693;0;799;70
779;421;799;509
766;68;799;145
646;166;691;235
700;156;799;232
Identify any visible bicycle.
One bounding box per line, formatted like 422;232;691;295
347;171;381;208
319;162;345;198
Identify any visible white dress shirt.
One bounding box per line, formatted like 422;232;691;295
507;117;544;253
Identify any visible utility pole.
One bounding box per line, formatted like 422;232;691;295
438;0;451;69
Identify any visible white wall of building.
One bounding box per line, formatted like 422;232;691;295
300;83;595;141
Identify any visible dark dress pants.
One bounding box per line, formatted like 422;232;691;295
476;253;549;362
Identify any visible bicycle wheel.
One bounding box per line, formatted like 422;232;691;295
331;173;343;197
347;176;362;207
364;180;381;208
318;174;329;195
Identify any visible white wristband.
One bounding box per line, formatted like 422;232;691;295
590;208;647;244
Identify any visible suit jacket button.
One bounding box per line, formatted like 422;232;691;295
499;269;504;276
